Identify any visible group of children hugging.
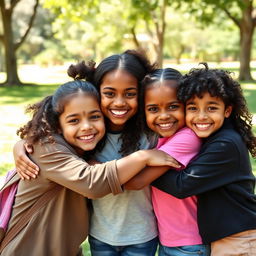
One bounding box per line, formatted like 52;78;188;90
1;49;256;256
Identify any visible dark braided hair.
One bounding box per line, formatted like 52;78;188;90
177;63;256;157
17;80;100;147
139;68;182;139
67;50;156;156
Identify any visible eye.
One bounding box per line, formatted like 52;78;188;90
147;106;158;112
67;118;79;124
125;91;137;98
102;91;114;97
90;114;102;120
168;104;179;111
186;106;197;111
208;106;218;111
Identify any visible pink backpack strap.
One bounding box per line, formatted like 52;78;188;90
0;169;20;238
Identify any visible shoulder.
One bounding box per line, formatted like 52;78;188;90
33;134;77;156
202;127;246;158
208;127;244;148
166;127;201;146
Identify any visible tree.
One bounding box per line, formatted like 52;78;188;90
129;0;170;67
0;0;39;86
44;0;176;67
185;0;256;80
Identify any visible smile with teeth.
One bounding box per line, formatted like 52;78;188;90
157;122;175;130
195;123;212;130
78;134;95;141
110;110;128;116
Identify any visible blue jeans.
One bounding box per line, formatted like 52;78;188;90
88;235;158;256
158;244;210;256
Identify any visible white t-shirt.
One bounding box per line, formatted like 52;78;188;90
89;132;158;245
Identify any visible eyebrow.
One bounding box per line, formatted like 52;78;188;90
146;100;180;106
186;101;220;105
65;110;101;119
102;87;137;91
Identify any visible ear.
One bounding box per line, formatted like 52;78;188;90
224;105;232;118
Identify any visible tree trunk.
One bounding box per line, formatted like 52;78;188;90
239;28;254;80
1;9;22;86
156;35;164;68
238;1;255;81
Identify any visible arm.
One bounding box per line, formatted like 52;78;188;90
31;136;180;199
13;140;39;180
115;149;180;185
124;128;201;190
151;138;241;198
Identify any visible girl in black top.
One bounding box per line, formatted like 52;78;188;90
152;63;256;255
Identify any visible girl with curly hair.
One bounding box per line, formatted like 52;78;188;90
150;63;256;255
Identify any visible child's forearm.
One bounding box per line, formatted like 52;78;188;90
115;150;151;184
124;166;170;190
116;149;179;185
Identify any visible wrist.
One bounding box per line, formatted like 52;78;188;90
133;150;149;166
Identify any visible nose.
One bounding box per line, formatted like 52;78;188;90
114;96;126;107
81;120;93;130
198;110;208;120
159;112;170;120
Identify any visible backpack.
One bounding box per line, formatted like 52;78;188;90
0;169;19;242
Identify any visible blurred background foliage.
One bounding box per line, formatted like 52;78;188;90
1;0;256;83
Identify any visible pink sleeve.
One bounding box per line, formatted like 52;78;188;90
157;127;201;168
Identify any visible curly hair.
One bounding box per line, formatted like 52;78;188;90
67;49;156;156
177;63;256;157
138;68;182;139
17;80;100;149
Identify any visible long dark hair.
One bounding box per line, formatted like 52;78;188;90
67;50;156;156
177;63;256;157
17;80;100;146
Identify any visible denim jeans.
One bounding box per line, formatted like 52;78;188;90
158;244;210;256
88;235;158;256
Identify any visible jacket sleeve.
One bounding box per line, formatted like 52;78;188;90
152;138;241;198
30;140;123;198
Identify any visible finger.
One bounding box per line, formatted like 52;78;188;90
17;168;30;180
16;168;25;180
167;159;181;168
19;156;39;173
16;159;38;178
19;164;38;179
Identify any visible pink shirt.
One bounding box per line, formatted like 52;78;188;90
152;127;202;246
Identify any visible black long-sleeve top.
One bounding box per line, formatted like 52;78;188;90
152;119;256;244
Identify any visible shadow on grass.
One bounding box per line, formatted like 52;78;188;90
0;84;59;105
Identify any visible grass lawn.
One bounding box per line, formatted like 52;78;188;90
0;63;255;255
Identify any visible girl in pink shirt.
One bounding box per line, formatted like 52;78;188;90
125;68;210;256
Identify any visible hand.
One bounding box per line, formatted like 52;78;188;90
143;149;181;169
13;140;39;180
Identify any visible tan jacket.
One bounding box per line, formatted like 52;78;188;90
1;135;122;256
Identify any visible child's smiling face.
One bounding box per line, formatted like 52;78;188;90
145;80;185;137
100;69;138;132
59;93;105;155
185;92;232;138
